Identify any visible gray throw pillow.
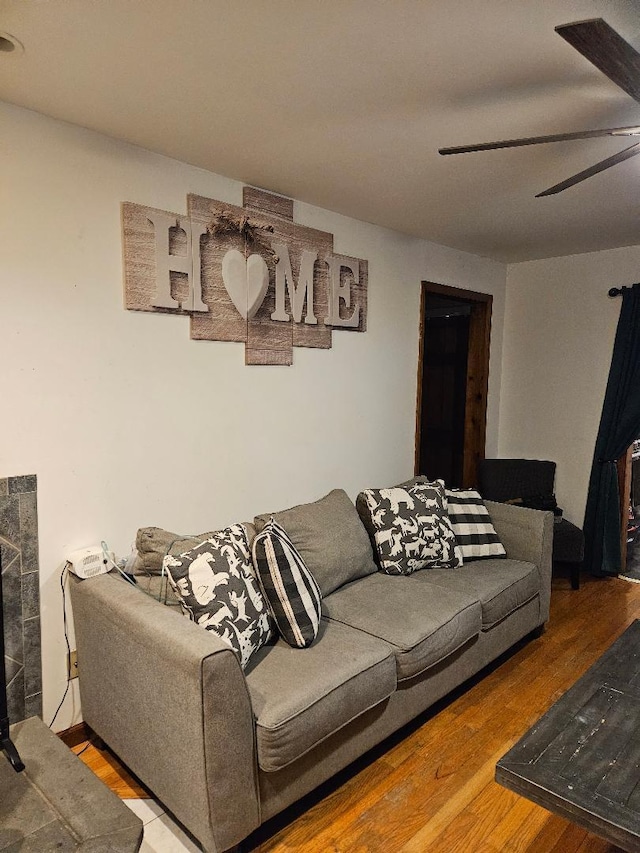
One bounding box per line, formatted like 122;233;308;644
135;526;219;575
254;489;376;596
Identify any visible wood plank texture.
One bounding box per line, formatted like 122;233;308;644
291;223;334;351
555;18;640;104
68;573;640;852
246;348;293;367
187;193;249;343
463;296;492;488
242;204;297;363
124;188;367;365
496;620;640;851
70;741;148;800
122;202;192;314
243;186;294;220
240;204;334;358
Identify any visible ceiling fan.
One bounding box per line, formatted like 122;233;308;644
439;18;640;196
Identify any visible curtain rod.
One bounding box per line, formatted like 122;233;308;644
608;287;628;297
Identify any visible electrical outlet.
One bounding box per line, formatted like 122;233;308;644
68;649;79;680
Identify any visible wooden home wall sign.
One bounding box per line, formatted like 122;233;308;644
122;187;368;365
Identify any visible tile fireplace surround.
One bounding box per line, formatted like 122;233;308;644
0;475;41;723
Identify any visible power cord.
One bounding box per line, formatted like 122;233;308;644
49;565;71;730
50;542;135;730
50;537;183;734
100;540;137;587
50;544;140;732
73;738;93;758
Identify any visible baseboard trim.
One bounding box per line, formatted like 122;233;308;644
58;721;91;748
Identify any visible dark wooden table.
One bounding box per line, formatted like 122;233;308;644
496;619;640;852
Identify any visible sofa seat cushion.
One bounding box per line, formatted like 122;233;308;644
322;573;481;681
410;559;540;630
245;619;396;772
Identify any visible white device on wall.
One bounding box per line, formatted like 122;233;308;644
66;546;112;579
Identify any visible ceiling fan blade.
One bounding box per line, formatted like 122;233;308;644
439;125;640;155
535;140;640;196
556;18;640;103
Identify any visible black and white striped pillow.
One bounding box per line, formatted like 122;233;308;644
446;490;507;562
252;519;322;648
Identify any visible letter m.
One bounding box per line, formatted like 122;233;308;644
270;243;318;325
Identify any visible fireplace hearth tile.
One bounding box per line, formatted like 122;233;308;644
4;657;21;687
0;497;20;550
1;474;41;724
0;543;19;573
21;572;39;621
18;493;38;574
23;693;42;721
0;717;143;852
8;475;37;495
2;592;24;664
2;561;23;664
6;669;25;725
23;618;41;698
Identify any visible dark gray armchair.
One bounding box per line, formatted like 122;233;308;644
478;459;584;589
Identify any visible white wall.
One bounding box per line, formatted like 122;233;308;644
500;246;640;526
0;101;507;729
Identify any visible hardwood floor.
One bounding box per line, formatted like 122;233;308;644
71;570;640;851
70;739;148;799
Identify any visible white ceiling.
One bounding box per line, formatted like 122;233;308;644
2;0;640;262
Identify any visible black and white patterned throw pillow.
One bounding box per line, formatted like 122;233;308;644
163;524;275;669
252;518;322;648
357;480;462;575
446;490;507;561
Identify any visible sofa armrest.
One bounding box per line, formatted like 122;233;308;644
484;500;554;624
69;572;259;853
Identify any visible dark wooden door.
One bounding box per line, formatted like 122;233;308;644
419;312;470;486
415;282;492;488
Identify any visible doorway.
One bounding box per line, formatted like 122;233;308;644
620;440;640;579
415;282;492;488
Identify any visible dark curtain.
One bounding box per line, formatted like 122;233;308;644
584;283;640;576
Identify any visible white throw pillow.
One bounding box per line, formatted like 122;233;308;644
357;480;462;574
164;524;275;669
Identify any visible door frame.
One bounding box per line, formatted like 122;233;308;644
618;447;633;568
415;281;493;487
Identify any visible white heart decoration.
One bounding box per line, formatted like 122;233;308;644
221;249;269;320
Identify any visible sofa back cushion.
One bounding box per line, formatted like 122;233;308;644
254;489;376;597
252;519;322;648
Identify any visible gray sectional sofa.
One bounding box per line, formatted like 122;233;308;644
69;495;553;853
